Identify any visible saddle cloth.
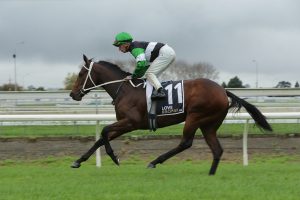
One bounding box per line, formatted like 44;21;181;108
146;80;184;116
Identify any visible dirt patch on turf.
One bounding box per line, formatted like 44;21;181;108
0;136;299;162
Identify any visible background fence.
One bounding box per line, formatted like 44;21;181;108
2;88;300;114
2;88;300;130
2;88;300;122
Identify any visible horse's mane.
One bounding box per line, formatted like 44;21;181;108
97;61;131;76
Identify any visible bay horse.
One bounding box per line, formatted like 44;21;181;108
69;54;272;175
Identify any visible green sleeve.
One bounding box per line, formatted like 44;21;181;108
131;48;149;78
132;60;149;78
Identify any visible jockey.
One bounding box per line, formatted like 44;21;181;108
113;32;176;99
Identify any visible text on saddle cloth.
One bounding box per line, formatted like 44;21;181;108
146;80;185;116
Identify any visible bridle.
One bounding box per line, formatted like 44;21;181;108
79;61;127;95
79;61;147;97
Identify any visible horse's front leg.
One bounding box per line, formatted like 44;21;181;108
101;126;120;165
102;118;139;165
71;137;105;168
71;118;134;168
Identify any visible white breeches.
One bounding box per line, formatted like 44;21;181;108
144;45;176;90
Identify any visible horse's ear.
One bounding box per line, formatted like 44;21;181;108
83;54;88;64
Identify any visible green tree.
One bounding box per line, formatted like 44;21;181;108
295;81;299;88
221;82;227;88
26;85;45;91
227;76;245;88
35;87;45;91
275;81;291;88
0;83;23;91
64;73;77;90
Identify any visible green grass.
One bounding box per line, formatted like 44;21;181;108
0;156;299;200
0;123;300;137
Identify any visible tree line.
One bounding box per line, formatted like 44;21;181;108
63;62;300;89
221;76;300;88
0;83;45;91
63;60;220;90
1;61;299;90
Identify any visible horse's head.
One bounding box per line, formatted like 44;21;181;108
70;54;95;101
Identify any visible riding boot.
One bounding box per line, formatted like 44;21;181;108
151;87;166;99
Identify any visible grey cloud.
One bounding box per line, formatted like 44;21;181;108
1;0;300;88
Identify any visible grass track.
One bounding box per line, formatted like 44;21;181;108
0;156;299;200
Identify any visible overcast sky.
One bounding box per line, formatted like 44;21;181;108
1;0;300;89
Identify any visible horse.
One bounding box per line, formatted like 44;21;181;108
69;54;272;175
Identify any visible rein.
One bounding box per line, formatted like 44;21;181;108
80;62;146;95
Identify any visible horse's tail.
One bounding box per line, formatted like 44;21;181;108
226;90;272;131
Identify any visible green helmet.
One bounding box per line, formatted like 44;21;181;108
113;32;133;47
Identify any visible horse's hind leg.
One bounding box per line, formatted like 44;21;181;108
148;118;198;168
201;126;223;175
147;135;196;168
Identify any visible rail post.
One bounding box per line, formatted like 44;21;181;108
95;120;101;167
95;93;101;167
243;119;249;166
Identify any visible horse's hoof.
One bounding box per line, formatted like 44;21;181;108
112;157;120;166
147;163;156;168
71;161;81;168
